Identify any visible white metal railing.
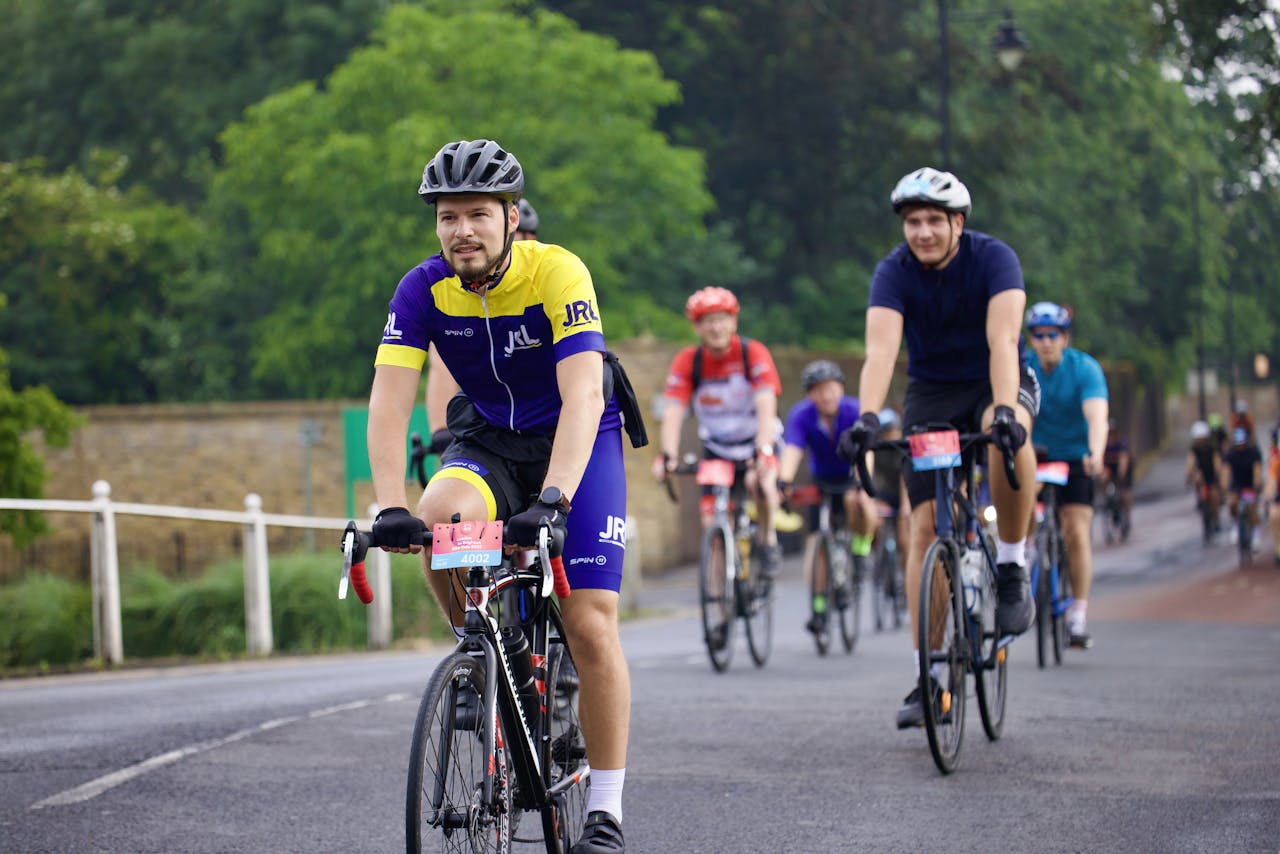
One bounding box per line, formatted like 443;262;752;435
1;483;644;666
0;482;391;663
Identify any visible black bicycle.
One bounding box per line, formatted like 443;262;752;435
856;427;1020;775
340;517;589;853
1029;457;1073;668
871;505;906;633
667;455;773;672
791;483;861;655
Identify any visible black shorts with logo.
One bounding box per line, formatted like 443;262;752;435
900;366;1041;508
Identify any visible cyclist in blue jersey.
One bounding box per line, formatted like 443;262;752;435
367;139;630;852
1025;301;1109;649
837;167;1039;730
777;360;880;637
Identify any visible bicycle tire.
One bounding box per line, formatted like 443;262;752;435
1052;542;1069;665
700;524;735;672
743;550;774;668
541;631;589;851
807;533;833;656
1033;528;1051;670
974;545;1007;741
871;538;890;632
836;538;861;654
406;651;511;854
918;538;967;775
1238;511;1253;567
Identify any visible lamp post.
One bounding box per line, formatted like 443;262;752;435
937;3;1030;170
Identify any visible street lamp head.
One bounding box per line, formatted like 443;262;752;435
992;18;1029;72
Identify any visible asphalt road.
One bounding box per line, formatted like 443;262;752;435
2;449;1278;853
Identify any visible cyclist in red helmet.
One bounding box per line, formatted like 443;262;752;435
654;286;786;578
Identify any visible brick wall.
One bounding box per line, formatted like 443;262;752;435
6;341;1159;580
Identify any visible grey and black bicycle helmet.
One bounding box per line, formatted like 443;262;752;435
890;167;972;218
800;359;846;392
419;139;524;204
517;199;539;233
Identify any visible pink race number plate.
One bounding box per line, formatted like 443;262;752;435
431;520;503;570
908;430;961;472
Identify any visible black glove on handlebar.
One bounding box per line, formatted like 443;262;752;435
504;501;568;553
837;411;881;463
990;404;1027;458
427;427;455;456
372;507;426;549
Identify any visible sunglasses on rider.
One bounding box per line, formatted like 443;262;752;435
1031;330;1062;341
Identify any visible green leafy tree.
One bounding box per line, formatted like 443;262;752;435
0;294;82;547
0;158;208;403
209;0;716;398
0;0;392;204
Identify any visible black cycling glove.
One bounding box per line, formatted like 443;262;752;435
372;507;426;549
837;411;881;463
504;501;569;552
427;427;455;456
990;404;1028;458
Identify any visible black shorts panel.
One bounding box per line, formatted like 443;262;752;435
1041;459;1094;507
438;439;548;520
900;367;1040;507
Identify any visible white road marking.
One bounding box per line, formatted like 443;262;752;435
30;692;411;810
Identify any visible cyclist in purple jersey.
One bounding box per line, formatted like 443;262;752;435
367;139;630;852
778;360;880;636
837;167;1039;730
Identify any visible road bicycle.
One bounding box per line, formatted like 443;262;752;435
871;504;906;633
856;427;1020;775
790;483;861;655
667;455;774;672
339;517;589;853
1028;457;1073;668
1097;478;1130;545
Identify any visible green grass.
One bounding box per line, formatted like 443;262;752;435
0;550;455;674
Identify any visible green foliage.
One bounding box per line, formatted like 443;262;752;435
0;160;207;403
2;550;451;670
209;0;716;397
0;573;93;668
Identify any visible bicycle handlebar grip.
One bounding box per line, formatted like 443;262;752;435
550;555;571;599
349;559;375;604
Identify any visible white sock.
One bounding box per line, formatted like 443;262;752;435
586;767;625;820
996;538;1026;566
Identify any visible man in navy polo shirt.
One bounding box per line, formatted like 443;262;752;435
837;167;1040;730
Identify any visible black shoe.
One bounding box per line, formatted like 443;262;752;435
570;810;625;853
995;561;1035;635
896;686;925;729
761;543;782;579
805;612;828;636
1069;631;1093;650
452;689;481;731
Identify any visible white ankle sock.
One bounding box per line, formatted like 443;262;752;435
586;767;625;820
996;539;1026;565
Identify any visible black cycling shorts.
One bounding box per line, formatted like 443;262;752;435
805;477;855;533
901;367;1041;508
1040;459;1094;507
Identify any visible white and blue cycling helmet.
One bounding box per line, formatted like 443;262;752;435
890;167;972;218
1025;301;1072;330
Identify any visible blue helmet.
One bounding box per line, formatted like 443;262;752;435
1025;301;1071;330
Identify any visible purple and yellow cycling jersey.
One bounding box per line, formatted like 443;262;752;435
375;241;621;434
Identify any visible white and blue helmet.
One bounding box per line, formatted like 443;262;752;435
890;167;971;218
1025;301;1072;330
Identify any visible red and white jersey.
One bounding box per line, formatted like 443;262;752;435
664;336;782;460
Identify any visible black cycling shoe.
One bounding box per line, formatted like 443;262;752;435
570;810;625;853
760;543;782;579
452;690;481;732
995;561;1035;636
896;681;951;729
805;612;829;636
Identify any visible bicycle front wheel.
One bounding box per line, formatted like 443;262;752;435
406;650;511;854
917;538;967;775
974;544;1007;741
542;626;589;851
1052;545;1070;665
700;524;735;672
1033;528;1051;670
743;549;774;668
836;541;862;654
807;534;833;656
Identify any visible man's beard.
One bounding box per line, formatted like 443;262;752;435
447;245;500;282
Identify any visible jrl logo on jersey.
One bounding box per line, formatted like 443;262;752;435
597;515;627;548
562;299;599;328
503;325;542;355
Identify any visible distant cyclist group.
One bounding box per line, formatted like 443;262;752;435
352;135;1270;849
